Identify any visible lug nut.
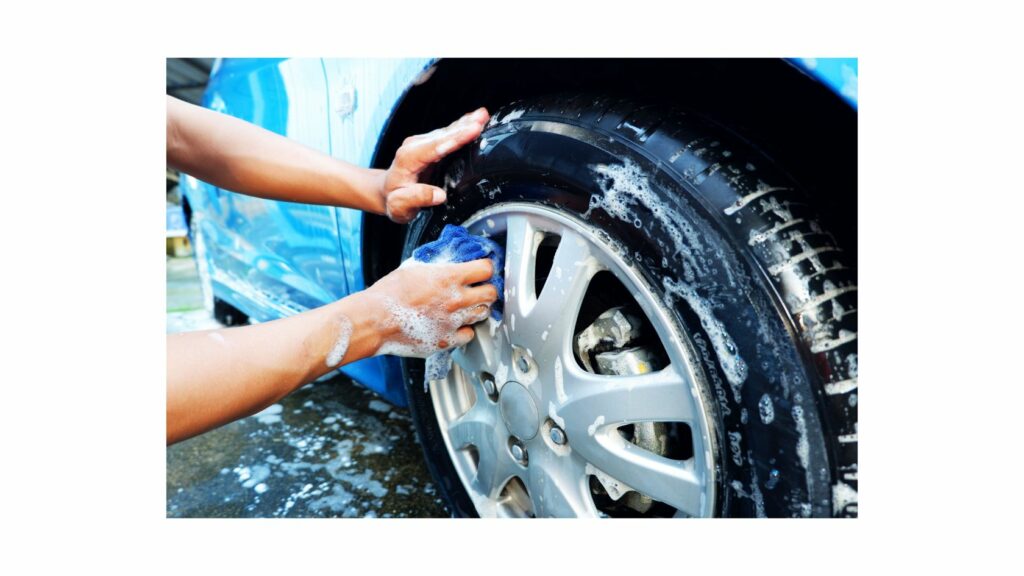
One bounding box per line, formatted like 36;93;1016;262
550;426;566;445
517;355;530;373
481;373;496;399
508;437;528;466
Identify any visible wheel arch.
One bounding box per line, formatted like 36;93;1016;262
363;58;857;287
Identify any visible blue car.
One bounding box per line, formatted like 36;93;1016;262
180;57;858;518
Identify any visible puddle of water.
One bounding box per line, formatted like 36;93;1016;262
166;374;449;518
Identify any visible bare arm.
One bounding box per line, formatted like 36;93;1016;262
166;95;489;222
167;258;497;445
166;292;379;445
166;97;496;444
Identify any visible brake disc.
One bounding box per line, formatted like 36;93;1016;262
575;306;669;514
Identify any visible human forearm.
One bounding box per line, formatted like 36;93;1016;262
166;256;498;444
166;96;388;213
167;96;490;223
166;291;389;444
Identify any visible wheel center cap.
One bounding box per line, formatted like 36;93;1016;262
498;381;539;440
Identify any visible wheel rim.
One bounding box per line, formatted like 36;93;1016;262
429;203;717;517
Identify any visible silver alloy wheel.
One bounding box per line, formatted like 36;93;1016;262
429;203;717;518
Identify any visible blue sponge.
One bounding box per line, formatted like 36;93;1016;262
412;224;504;321
413;224;504;388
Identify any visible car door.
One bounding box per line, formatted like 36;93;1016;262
203;58;347;315
320;58;434;295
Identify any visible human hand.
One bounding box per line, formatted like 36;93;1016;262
380;107;490;224
363;257;498;358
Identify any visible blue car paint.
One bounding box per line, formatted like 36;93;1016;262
195;59;345;318
790;58;858;108
180;57;852;409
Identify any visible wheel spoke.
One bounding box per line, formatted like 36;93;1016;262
451;348;477;379
581;436;705;517
558;362;696;427
556;362;704;514
447;405;494;450
453;319;513;391
522;229;601;357
473;443;518;499
502;215;539;324
527;450;597;517
447;406;512;498
452;327;496;375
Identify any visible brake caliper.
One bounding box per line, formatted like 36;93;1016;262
574;307;668;514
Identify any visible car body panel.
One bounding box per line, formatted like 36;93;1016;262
320;58;435;294
199;58;345;313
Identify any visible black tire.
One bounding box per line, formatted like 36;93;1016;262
213;297;248;327
402;94;857;518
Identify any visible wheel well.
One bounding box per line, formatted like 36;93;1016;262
364;58;857;286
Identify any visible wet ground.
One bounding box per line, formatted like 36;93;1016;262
166;255;449;518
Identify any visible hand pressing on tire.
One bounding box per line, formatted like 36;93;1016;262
380;107;490;223
167;97;489;219
360;257;498;357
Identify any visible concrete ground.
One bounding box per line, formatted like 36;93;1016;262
166;255;449;518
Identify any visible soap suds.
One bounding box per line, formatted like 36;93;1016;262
758;394;775;424
587;415;605;436
792;404;809;469
586;463;633;500
254;404;283;425
832;482;858;515
548;401;566;429
494;361;509;389
728;431;743;466
588;160;704;279
235;464;270;489
553;356;567;403
375;297;462;358
497;109;524;125
325;315;353;367
663;277;748;396
375;256;496;387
